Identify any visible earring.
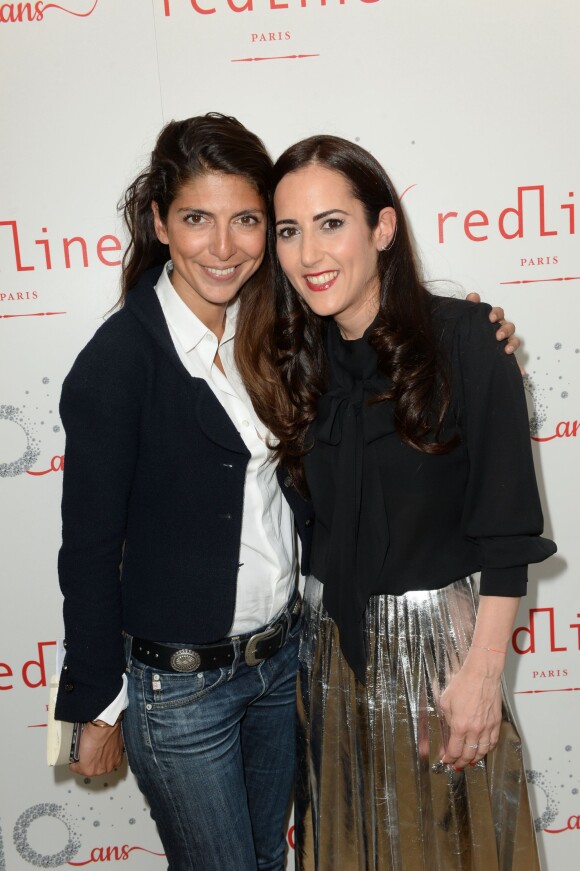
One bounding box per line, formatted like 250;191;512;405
381;230;396;252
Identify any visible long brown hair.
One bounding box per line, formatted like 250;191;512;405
118;113;274;300
239;135;457;488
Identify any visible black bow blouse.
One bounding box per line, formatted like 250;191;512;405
304;299;556;683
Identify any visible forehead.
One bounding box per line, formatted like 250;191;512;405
274;164;355;214
172;172;264;209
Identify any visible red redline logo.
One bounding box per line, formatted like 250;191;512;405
545;816;580;834
231;52;319;61
399;184;417;200
0;0;99;22
26;456;65;476
514;687;580;695
0;311;67;318
531;421;579;442
68;846;166;865
500;276;580;285
42;1;98;15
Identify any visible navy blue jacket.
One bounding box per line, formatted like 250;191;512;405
56;266;313;722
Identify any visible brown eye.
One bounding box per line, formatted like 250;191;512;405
237;214;260;226
277;227;298;239
322;218;344;232
185;213;206;225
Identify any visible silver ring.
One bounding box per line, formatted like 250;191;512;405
465;743;479;749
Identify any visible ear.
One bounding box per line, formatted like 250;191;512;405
373;206;397;251
151;201;169;245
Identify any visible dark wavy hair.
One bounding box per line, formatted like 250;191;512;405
239;135;457;488
118;113;273;299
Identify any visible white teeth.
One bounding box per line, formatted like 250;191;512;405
306;271;338;286
206;266;236;276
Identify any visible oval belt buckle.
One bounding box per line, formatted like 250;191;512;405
170;649;201;672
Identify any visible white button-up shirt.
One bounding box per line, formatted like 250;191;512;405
155;262;296;634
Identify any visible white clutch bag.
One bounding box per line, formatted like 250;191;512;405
47;674;81;766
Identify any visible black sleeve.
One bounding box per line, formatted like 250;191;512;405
55;336;141;722
455;302;556;595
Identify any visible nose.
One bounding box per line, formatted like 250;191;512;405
300;229;322;268
209;223;237;261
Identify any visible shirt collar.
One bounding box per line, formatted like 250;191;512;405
155;261;238;353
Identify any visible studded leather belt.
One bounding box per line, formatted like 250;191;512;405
130;591;301;673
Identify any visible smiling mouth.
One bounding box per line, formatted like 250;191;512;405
204;265;238;279
304;270;338;291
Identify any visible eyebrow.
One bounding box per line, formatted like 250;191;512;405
275;208;349;226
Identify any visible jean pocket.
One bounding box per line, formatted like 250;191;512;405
140;665;228;712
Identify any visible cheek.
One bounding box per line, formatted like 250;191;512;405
168;230;201;259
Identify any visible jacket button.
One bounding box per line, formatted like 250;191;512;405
305;519;312;527
64;682;74;693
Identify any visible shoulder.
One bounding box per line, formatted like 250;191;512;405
63;282;167;405
429;295;500;350
64;309;149;389
430;294;491;324
69;267;164;371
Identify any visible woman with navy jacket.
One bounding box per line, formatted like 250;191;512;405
55;114;519;871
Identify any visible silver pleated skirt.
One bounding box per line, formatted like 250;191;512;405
295;576;540;871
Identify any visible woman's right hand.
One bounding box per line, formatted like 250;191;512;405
69;721;124;777
437;653;503;769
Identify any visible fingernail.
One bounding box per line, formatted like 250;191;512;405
469;762;476;767
454;767;462;772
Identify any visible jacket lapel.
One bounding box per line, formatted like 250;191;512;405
125;266;249;457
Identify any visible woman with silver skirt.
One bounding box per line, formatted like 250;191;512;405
252;134;557;869
296;577;540;870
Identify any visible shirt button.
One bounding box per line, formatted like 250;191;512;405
242;420;250;427
205;333;213;342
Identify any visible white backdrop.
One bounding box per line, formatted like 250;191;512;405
1;1;578;868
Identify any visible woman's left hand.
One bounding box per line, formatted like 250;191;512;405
69;720;124;777
437;661;503;769
465;291;520;354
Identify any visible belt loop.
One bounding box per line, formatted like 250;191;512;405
229;636;241;679
124;632;133;666
284;604;292;641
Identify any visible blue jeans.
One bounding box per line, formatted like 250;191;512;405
123;614;301;871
